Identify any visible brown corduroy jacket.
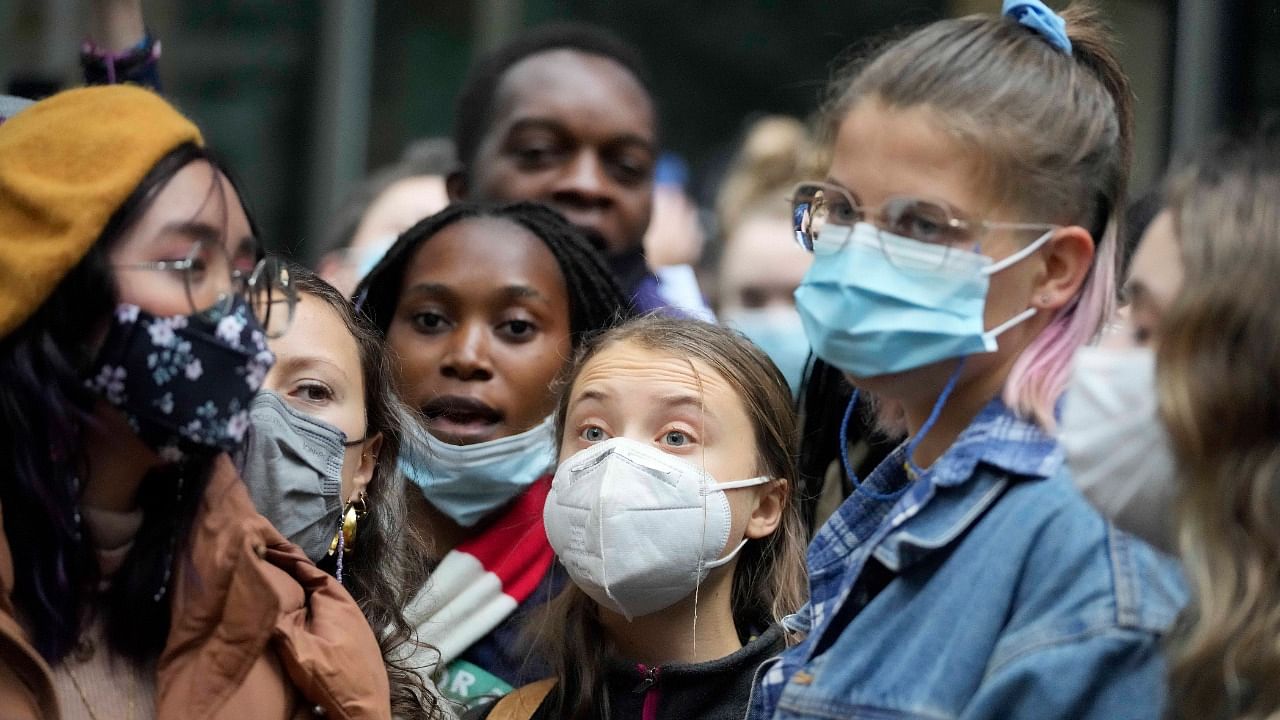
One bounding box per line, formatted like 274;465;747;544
0;455;390;719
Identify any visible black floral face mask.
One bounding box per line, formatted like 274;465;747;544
86;296;275;462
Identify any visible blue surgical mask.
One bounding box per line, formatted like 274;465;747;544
724;306;810;395
795;222;1049;378
400;415;557;527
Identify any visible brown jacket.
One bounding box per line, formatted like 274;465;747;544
0;456;391;719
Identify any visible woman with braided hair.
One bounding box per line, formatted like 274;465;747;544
354;201;634;712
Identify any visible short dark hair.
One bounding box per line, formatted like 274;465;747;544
354;200;635;346
452;22;657;172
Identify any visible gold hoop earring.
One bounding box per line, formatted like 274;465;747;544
328;494;368;556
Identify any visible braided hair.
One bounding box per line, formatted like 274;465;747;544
452;22;657;173
354;201;634;346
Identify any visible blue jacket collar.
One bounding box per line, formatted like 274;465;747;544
925;396;1062;488
872;397;1064;572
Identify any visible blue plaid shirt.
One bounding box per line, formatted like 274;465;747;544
751;397;1184;720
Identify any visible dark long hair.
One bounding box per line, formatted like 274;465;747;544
795;358;902;534
0;142;248;665
353;201;635;708
796;358;853;530
288;268;443;719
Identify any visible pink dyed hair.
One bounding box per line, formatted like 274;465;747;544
829;4;1132;432
1003;223;1118;430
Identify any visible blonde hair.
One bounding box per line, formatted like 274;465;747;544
716;115;822;239
1157;124;1280;720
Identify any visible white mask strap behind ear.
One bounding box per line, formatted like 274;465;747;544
983;228;1055;275
703;475;771;494
701;475;772;568
704;538;751;570
691;474;772;654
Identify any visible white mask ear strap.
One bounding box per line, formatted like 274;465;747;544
985;306;1039;341
697;476;770;570
984;228;1055;276
707;475;772;493
703;538;751;570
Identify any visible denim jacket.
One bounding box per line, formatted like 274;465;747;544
751;398;1186;720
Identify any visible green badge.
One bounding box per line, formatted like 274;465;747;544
438;659;515;708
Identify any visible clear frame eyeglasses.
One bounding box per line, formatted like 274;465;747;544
114;238;297;338
790;181;1057;271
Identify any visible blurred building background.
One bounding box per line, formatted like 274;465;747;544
3;0;1277;259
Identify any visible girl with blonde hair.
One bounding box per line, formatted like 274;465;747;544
1150;124;1280;719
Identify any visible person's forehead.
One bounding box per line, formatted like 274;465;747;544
831;101;997;218
490;49;656;141
273;292;361;376
575;343;739;413
1127;209;1184;310
356;176;448;239
720;215;811;289
130;160;251;241
406;217;567;293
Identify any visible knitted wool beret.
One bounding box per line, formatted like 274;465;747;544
0;85;203;338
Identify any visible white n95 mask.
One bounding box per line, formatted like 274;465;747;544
544;437;770;621
1060;346;1178;554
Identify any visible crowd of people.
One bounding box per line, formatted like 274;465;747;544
1;0;1277;719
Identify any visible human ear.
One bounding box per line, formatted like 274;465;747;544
1034;225;1096;312
445;170;469;202
348;432;383;504
745;477;787;540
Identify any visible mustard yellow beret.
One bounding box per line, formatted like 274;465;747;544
0;85;204;338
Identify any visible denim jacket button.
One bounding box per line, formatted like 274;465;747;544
791;671;814;686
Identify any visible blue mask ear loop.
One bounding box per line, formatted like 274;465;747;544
904;359;967;479
840;388;911;502
839;388;863;488
839;359;967;499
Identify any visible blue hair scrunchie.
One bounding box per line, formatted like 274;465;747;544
1002;0;1072;55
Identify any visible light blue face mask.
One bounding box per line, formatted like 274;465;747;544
354;233;397;282
724;307;811;395
794;222;1051;378
400;415;557;527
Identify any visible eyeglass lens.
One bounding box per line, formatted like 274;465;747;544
250;257;297;339
184;239;235;317
183;241;297;338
